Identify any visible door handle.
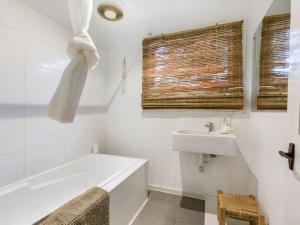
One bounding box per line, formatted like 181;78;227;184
279;143;295;170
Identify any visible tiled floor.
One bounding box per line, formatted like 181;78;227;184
132;191;247;225
132;191;214;225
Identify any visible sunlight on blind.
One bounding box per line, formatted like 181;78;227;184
142;21;244;109
257;14;290;110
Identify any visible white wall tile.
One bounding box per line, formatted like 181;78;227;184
84;68;104;97
65;137;93;162
0;0;25;32
78;63;107;106
25;93;51;119
25;143;65;177
0;121;24;155
0;2;106;187
25;119;67;149
67;116;93;140
90;115;106;151
98;51;108;72
79;95;102;106
0;151;24;186
25;63;61;95
25;37;69;71
0;25;24;92
0;91;24;120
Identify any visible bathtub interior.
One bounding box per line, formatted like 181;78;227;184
0;154;148;225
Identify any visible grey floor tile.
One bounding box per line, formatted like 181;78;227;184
149;190;181;205
174;222;201;225
204;196;217;214
180;196;205;212
142;198;177;220
175;207;205;225
134;191;211;225
149;190;170;200
132;213;173;225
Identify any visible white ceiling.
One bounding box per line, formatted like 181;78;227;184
20;0;251;30
21;0;71;28
20;0;251;49
20;0;210;26
267;0;291;16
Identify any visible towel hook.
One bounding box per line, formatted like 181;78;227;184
279;143;295;170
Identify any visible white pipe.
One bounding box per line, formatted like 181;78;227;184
198;154;205;172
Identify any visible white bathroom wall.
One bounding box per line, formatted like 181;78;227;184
105;0;255;199
284;0;300;223
0;0;107;187
104;0;290;224
237;0;289;224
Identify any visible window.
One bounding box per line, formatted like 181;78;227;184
142;21;244;109
257;14;290;110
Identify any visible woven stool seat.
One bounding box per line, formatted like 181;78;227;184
217;190;265;225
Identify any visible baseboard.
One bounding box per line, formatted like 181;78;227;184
128;198;149;225
147;184;216;200
147;184;182;196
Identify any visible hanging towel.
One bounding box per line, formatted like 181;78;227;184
48;0;100;123
34;187;109;225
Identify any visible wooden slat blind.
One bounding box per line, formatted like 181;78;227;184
257;13;290;110
142;20;244;109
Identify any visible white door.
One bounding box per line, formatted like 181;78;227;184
284;0;300;224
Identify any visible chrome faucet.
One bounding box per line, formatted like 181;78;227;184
205;122;214;133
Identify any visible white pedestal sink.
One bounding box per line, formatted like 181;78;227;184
172;129;238;156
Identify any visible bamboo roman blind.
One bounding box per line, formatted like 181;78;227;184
257;13;290;110
142;20;244;109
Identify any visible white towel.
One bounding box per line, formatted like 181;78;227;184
48;0;100;123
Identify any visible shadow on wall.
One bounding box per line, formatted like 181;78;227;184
142;110;251;119
293;154;300;182
293;170;300;182
0;104;107;119
106;80;123;111
178;151;258;214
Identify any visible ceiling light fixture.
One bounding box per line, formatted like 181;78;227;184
97;2;123;22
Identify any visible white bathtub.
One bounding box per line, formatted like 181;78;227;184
0;154;148;225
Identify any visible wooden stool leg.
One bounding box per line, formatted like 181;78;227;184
217;190;222;222
219;207;226;225
258;214;265;225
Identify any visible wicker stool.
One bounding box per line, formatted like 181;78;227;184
217;190;265;225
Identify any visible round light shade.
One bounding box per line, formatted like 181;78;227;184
97;3;123;22
104;10;117;20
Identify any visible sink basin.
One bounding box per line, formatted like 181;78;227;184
172;129;238;156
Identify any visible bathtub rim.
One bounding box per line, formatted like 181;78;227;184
0;153;148;195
